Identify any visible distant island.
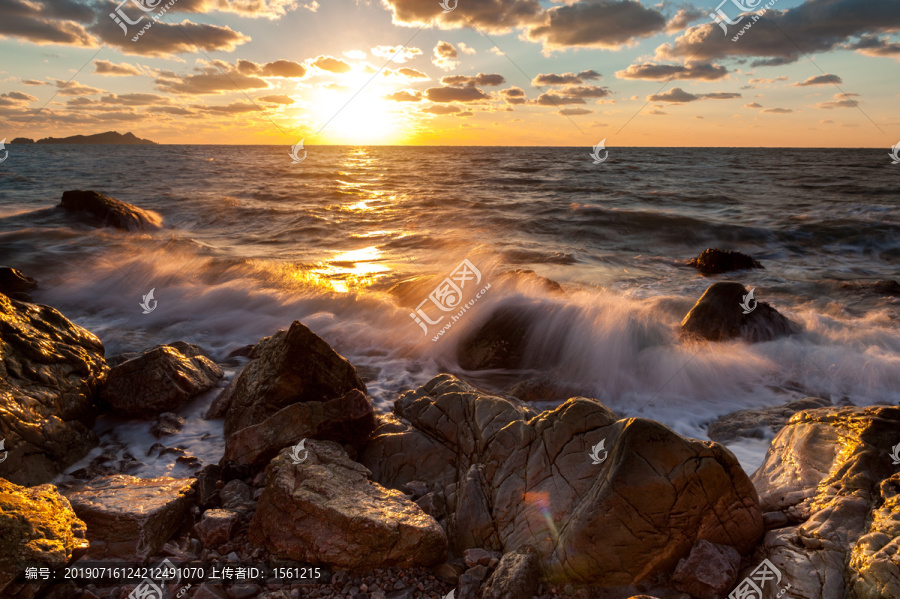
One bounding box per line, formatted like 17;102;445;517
18;131;157;145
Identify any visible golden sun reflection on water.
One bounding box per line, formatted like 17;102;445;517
293;245;391;294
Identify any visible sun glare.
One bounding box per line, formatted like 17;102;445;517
306;71;408;145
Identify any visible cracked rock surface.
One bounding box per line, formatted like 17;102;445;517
360;374;763;584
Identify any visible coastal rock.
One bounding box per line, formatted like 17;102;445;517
0;479;89;598
194;509;240;548
0;266;38;301
58;189;161;231
680;282;800;343
360;374;763;584
249;440;447;569
707;397;832;443
100;343;223;418
219;321;366;436
0;292;107;486
222;388;375;468
151;412;187;437
456;305;534;370
749;406;900;599
482;546;541;599
841;280;900;296
64;474;194;560
669;540;741;599
689;248;763;274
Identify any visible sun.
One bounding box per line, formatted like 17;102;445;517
305;71;409;145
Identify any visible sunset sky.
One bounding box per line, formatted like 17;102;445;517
1;0;898;146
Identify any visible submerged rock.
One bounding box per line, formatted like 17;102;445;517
841;279;900;296
681;282;800;342
0;293;107;486
360;374;763;584
58;189;161;231
707;397;832;443
749;405;900;599
217;321;366;436
456;305;534;370
64;474;194;560
0;266;38;301
249;440;447;569
222;388;375;468
0;479;89;598
689;248;763;274
100;343;222;418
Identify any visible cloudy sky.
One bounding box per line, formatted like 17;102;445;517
0;0;898;146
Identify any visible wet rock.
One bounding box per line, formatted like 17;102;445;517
219;321;367;436
151;412;187;437
457;572;481;599
669;539;741;599
0;292;107;486
497;269;564;293
219;479;252;509
689;248;763;274
222;389;375;469
64;474;194;560
434;562;465;585
482;546;540;599
0;266;38;301
841;280;900;296
100;343;223;418
707;397;832;443
0;479;89;598
750;406;900;599
680;282;800;343
193;584;228;599
360;374;762;584
456;305;533;370
463;548;492;568
195;509;240;548
58;190;161;231
249;440;447;569
195;465;222;510
401;481;429;499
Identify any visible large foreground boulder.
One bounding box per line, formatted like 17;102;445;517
216;321;366;436
58;190;161;231
0;479;89;598
360;375;763;584
64;474;194;560
222;389;375;468
749;406;900;599
681;282;799;343
689;248;763;274
249;440;447;569
0;293;107;486
100;342;223;417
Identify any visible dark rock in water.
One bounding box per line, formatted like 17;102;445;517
360;374;763;584
841;280;900;296
249;440;447;569
689;248;763;274
707;397;832;443
218;321;366;436
10;137;35;144
222;388;375;468
100;343;223;418
750;406;900;599
0;479;89;598
58;189;161;231
0;266;38;301
669;539;741;599
497;269;564;293
681;282;800;342
0;293;107;486
151;412;187;437
456;305;533;370
482;546;540;599
37;131;156;145
63;474;194;560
